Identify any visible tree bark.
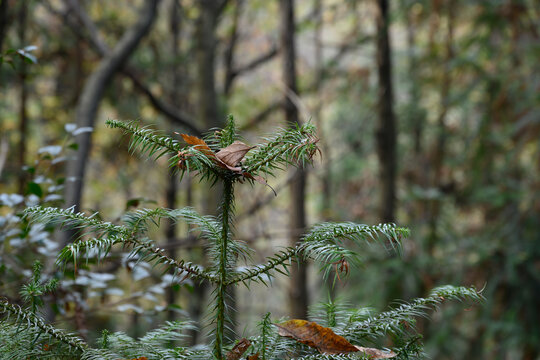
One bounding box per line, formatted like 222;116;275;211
223;0;243;96
165;0;182;323
375;0;397;223
17;1;28;194
62;0;160;242
427;0;455;253
280;0;308;320
189;0;231;344
0;0;9;54
59;0;200;135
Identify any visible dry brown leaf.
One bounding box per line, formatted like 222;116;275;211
246;353;259;360
180;134;215;158
242;173;277;196
354;346;397;359
216;141;255;167
275;319;358;354
226;338;251;360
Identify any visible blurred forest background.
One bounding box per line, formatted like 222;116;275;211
0;0;539;359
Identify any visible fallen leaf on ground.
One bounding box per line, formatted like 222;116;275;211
354;346;396;359
275;319;358;354
226;338;251;360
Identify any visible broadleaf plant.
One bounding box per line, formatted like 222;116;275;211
0;116;483;359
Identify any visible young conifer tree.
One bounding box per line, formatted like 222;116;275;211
0;116;482;360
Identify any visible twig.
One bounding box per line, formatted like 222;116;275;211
240;99;284;131
43;0;201;135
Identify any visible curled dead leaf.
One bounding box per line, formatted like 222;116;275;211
216;141;255;168
333;257;350;281
179;133;215;158
354;346;397;359
246;353;260;360
275;319;358;354
176;150;193;170
226;338;251;360
242;172;276;196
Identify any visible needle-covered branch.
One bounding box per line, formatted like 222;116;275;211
106;119;182;159
243;122;319;176
299;222;409;277
0;298;87;353
342;285;484;341
226;247;298;286
24;206;216;283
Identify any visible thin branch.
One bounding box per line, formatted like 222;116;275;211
229;45;279;80
223;0;244;96
240;99;284;131
225;247;298;286
52;0;201;135
237;167;298;221
125;71;201;135
223;3;320;94
0;299;87;352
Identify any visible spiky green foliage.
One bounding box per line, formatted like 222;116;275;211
80;321;208;360
342;285;484;342
243;122;319;176
0;298;87;355
292;354;368;360
300;223;409;278
2;116;483;360
20;261;59;314
23;206;217;283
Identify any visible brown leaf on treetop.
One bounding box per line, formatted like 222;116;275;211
226;338;251;360
354;346;397;359
179;133;215;158
275;319;358;354
216;141;255;168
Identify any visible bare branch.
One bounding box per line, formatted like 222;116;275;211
240;99;284;131
62;0;160;247
229;45;279;80
54;0;201;135
223;0;244;96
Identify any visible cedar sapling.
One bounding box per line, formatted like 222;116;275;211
0;115;483;360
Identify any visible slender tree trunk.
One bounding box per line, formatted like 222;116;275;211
427;0;455;252
62;0;160;244
0;0;9;54
195;1;220;137
314;0;329;220
375;0;397;223
405;4;422;157
223;0;243;96
166;0;181;322
16;1;28;194
190;0;232;343
313;0;335;300
280;0;308;320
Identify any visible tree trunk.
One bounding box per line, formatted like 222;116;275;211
313;0;335;301
165;0;182;323
427;0;455;253
62;0;160;244
17;1;28;194
280;0;308;320
375;0;397;223
0;0;9;54
190;0;232;344
223;0;243;96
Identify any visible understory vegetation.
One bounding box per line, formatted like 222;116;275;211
0;118;482;359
